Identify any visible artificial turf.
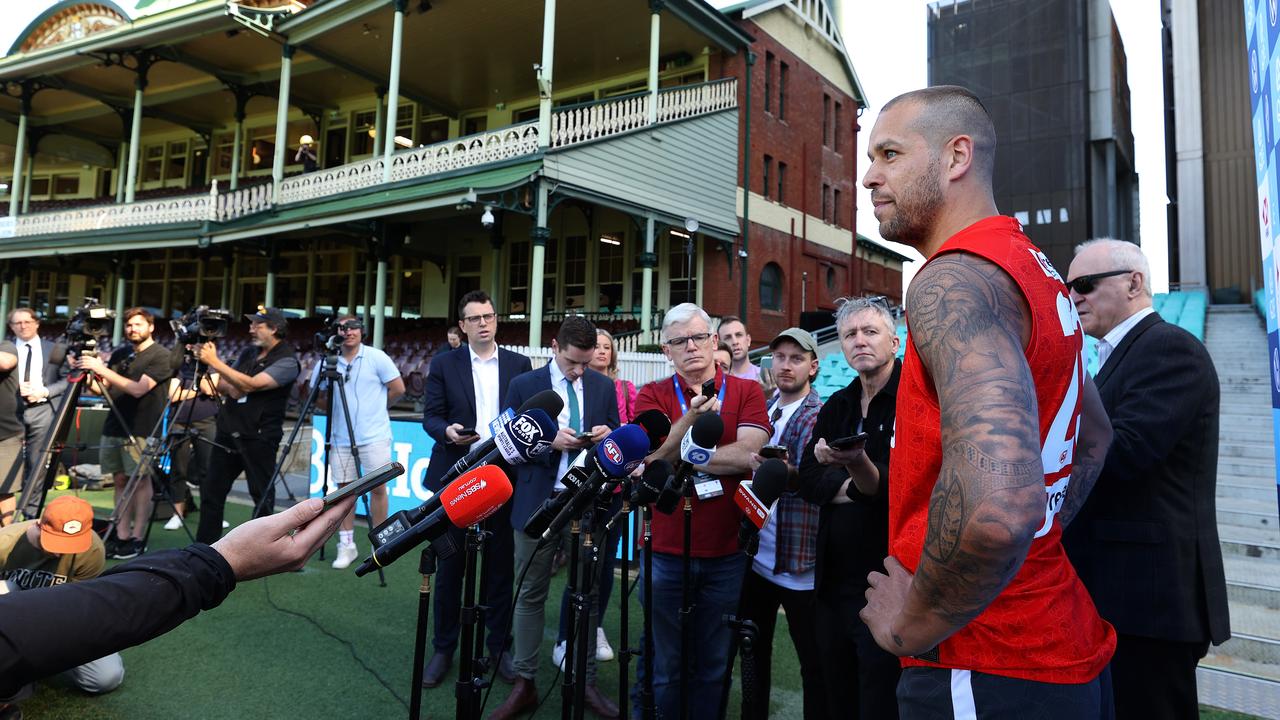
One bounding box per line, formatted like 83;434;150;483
16;489;1266;719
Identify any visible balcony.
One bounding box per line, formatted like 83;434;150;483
0;79;737;243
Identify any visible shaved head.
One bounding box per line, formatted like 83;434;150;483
882;85;996;183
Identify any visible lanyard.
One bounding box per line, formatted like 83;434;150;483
672;374;727;418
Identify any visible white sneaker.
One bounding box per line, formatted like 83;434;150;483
595;627;615;662
332;542;359;570
222;520;230;528
164;515;183;531
552;640;567;671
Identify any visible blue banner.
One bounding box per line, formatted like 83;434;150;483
1245;0;1280;512
308;416;437;513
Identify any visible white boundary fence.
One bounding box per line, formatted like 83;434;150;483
502;345;672;390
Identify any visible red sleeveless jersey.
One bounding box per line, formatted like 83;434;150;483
890;216;1115;683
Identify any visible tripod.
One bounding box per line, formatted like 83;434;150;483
409;544;439;720
456;524;493;720
261;348;386;586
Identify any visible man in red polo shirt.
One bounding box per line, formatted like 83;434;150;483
858;86;1116;718
633;302;770;720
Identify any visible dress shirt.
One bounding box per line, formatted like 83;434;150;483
15;338;45;398
1096;306;1156;369
470;346;501;445
548;359;585;490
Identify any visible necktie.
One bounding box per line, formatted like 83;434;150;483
566;376;581;432
23;344;32;384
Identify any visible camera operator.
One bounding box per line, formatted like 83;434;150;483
72;308;173;559
193;307;300;544
162;342;221;531
311;315;404;569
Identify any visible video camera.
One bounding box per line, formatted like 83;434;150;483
171;305;232;345
65;298;116;356
313;315;362;354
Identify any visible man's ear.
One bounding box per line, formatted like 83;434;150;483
946;134;976;181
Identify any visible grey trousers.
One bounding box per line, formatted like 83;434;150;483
511;525;605;683
21;401;53;484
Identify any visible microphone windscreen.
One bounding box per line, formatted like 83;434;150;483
751;458;789;506
634;459;672;504
594;424;650;476
441;465;512;526
632;409;671;451
519;389;565;421
495;408;558;464
690;412;724;448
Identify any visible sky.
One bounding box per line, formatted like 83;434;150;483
841;0;1171;293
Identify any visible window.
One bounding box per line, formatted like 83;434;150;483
598;232;624;312
822;93;831;146
508;241;529;313
462;115;488;136
764;51;774;114
668;232;697;306
832;188;841;225
419;116;448;146
143;145;164;182
822;182;830;222
564;235;587;309
213;132;236;174
1036;208;1052;224
826;266;837;292
53;174;79;196
394;103;414;148
762;155;773;199
760;263;783;311
29;177;49;196
834;102;842;152
166;141;187;182
777;161;787;204
353;110;377;156
512;106;540;124
778;62;788;120
246;127;275;170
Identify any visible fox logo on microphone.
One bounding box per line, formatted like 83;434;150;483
510;415;538;445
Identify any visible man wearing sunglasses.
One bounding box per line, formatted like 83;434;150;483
857;85;1116;718
1062;239;1229;720
311;315;405;569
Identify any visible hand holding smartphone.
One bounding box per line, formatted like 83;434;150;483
321;462;406;508
827;432;869;452
759;444;789;460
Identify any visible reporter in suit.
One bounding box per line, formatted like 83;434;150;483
419;290;532;688
1062;239;1230;720
489;315;621;720
8;308;70;485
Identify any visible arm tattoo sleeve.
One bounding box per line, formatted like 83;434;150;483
905;253;1047;631
1058;375;1111;527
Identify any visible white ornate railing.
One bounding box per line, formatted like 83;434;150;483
550;94;651;148
277;123;541;205
656;79;738;122
215;180;273;222
11;191;213;237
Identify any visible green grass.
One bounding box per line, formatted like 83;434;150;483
17;489;1270;719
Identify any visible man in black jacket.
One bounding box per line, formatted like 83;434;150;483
797;296;902;719
1062;239;1230;720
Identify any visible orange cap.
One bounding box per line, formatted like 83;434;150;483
39;496;95;555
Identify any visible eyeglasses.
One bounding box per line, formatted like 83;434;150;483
463;312;497;325
1066;269;1132;295
663;332;713;348
337;321;364;332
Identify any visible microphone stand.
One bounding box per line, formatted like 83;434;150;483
639;504;657;720
617;494;633;720
571;507;601;720
716;546;763;720
678;478;696;720
409;545;438;720
455;524;491;720
560;517;584;720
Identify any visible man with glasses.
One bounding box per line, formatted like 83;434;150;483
8;309;69;489
420;289;531;688
193;307;300;544
73;308;173;559
633;302;771;719
1062;239;1229;719
311;315;405;569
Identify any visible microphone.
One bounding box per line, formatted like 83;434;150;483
632;409;671;451
655;413;723;514
605;459;672;532
355;465;512;575
438;390;564;486
736;458;789;556
525;423;650;540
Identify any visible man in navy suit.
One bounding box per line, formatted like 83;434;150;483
420;290;532;688
1062;239;1230;720
489;316;620;720
8;308;69;486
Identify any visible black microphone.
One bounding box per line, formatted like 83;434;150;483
655;413;724;514
604;459;672;532
521;464;594;539
632;409;671;451
736;458;789;557
438;389;564;486
528;424;650;540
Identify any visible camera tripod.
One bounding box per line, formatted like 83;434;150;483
260;347;387;586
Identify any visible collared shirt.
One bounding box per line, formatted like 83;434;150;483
470;346;501;444
14;337;43;393
1096;306;1155;368
753;391;822;590
310;344;400;446
731;362;762;382
548;358;586;488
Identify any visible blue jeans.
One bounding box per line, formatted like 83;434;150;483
635;551;746;720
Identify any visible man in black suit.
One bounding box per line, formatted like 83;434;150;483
8;308;69;485
490;316;620;720
420;289;531;688
1062;239;1230;720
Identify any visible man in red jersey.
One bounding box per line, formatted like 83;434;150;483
857;85;1117;718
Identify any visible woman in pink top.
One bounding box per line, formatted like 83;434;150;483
591;328;637;423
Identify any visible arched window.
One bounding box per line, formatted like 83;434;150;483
760;262;783;311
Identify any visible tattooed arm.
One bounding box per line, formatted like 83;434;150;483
860;252;1046;656
1058;374;1111;527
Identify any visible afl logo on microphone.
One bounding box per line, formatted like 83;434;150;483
603;438;623;466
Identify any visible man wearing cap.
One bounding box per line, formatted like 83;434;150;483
737;327;825;720
0;495;125;702
195;307;301;544
73;308;173;559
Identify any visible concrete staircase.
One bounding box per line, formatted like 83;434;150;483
1198;305;1280;718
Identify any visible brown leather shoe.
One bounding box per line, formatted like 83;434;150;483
583;683;620;719
487;676;538;720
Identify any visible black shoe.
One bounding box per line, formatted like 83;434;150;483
421;652;452;688
112;539;143;560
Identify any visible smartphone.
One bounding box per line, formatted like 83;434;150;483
456;428;478;438
760;444;789;460
701;379;717;398
828;433;870;451
321;461;405;508
575;430;594;440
